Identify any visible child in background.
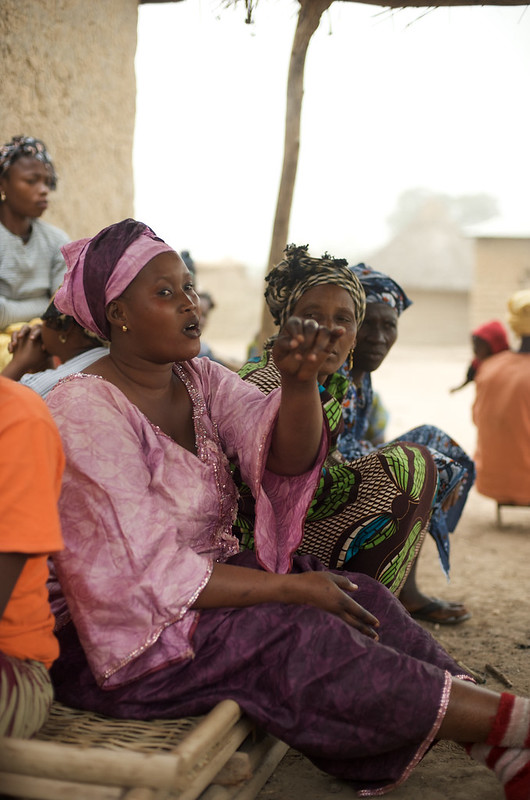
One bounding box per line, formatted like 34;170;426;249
450;320;510;393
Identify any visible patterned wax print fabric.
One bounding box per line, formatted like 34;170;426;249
473;351;530;504
51;550;473;796
235;347;438;594
338;372;475;575
46;357;329;689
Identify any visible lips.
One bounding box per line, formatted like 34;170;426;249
183;317;201;338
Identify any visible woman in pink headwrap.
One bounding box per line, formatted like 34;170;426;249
45;219;530;799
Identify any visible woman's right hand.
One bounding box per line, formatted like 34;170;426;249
195;563;380;640
192;564;379;640
281;570;380;640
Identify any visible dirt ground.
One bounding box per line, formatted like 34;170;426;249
251;343;530;800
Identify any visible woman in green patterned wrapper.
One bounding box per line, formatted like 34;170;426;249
233;244;438;598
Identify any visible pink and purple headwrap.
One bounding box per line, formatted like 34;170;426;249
54;219;175;340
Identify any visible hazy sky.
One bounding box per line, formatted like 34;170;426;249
134;1;530;273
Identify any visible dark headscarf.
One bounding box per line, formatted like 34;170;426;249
55;219;174;340
0;135;58;189
265;244;366;330
349;264;412;317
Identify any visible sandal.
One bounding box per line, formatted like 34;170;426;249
410;597;472;625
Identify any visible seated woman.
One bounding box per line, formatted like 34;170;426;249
450;319;510;393
44;219;530;799
338;264;475;625
1;299;108;398
473;290;530;506
236;244;438;596
0;376;64;737
0;135;70;369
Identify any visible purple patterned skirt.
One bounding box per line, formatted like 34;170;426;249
51;553;470;795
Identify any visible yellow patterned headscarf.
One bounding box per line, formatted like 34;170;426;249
265;244;366;330
507;290;530;337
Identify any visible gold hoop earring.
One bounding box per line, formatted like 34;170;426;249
348;349;355;372
59;333;68;344
0;191;6;203
122;325;128;332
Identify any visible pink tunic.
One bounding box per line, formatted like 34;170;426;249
46;358;327;687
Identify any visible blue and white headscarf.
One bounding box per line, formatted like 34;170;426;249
349;263;412;317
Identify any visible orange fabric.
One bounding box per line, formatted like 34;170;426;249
473;352;530;505
0;377;64;667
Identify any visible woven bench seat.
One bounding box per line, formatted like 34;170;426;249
0;700;288;800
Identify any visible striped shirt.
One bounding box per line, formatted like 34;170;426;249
20;347;109;399
0;219;69;329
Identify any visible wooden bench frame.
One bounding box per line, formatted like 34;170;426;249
0;700;288;800
496;501;530;526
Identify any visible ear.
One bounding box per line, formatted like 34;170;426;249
106;299;128;330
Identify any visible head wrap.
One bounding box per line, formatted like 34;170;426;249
0;135;57;189
55;219;175;340
472;320;510;354
507;290;530;338
349;264;412;317
265;244;366;330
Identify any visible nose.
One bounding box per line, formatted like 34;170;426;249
180;288;198;312
366;324;385;342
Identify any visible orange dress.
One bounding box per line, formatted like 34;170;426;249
0;377;64;667
473;351;530;505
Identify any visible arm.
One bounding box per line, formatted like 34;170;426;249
0;553;27;619
0;295;52;329
193;561;379;639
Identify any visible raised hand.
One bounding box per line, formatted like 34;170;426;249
273;316;345;384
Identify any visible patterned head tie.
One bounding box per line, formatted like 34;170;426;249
54;218;175;340
349;263;412;317
0;135;58;189
265;244;366;331
507;289;530;337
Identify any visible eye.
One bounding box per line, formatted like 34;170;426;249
303;312;321;323
158;288;172;297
